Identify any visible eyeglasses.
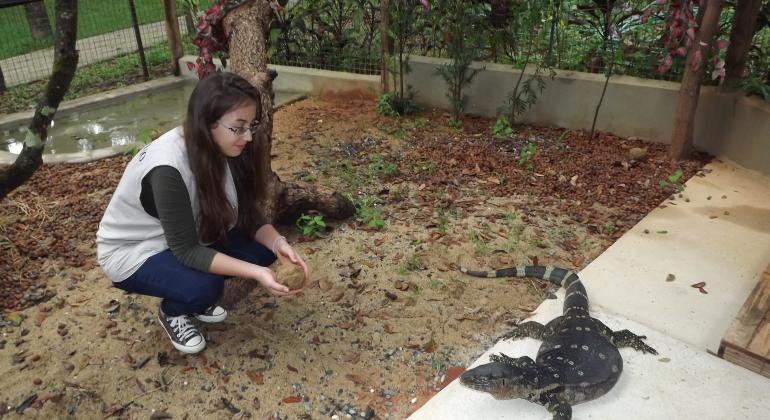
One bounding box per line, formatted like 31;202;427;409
218;119;259;136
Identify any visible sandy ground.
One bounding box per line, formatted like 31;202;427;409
0;97;707;419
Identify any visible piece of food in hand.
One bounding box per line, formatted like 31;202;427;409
275;264;306;290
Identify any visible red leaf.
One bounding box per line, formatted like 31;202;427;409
438;366;466;389
686;27;695;40
690;281;706;288
676;47;687;57
282;395;301;404
345;373;366;385
186;62;195;71
715;39;728;49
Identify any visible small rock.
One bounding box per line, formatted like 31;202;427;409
62;361;74;372
628;147;647;161
32;378;42;386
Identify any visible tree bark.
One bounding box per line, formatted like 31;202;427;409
222;0;353;224
162;0;184;76
669;0;725;161
721;0;762;91
0;0;78;200
24;0;53;41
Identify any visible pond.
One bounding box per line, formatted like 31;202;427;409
1;82;303;155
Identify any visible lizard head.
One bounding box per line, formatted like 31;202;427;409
459;361;533;400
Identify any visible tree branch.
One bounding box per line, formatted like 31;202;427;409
0;0;79;199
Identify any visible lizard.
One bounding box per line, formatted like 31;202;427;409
457;265;657;420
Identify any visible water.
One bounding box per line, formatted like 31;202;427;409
2;82;301;155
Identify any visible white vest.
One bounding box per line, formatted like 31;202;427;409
96;127;238;282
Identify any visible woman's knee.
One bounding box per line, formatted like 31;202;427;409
185;276;224;309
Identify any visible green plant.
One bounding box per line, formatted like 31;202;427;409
658;168;683;190
603;223;616;235
447;116;463;129
431;349;453;374
354;195;386;230
518;142;537;170
492;115;514;138
368;153;399;178
473;242;489;256
436;208;450;233
296;213;326;238
376;90;420;118
430;278;446;289
433;0;486;120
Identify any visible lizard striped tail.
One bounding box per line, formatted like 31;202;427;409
460;265;589;314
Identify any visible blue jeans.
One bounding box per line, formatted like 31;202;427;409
113;229;276;316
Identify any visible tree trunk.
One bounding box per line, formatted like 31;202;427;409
0;0;78;200
222;0;353;224
24;0;53;41
721;0;762;91
162;0;184;76
669;0;725;161
217;0;354;307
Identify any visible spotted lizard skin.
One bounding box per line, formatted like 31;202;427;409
458;265;657;420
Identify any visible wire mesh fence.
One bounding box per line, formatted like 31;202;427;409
0;0;191;90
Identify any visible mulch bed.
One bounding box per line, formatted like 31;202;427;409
0;103;710;314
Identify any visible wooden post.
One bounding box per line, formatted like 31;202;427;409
162;0;184;76
380;0;393;93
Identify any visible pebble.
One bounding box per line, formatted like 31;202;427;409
32;378;42;385
31;355;40;362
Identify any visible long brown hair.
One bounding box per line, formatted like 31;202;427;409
183;72;262;243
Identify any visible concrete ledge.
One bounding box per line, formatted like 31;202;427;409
178;55;382;100
408;302;770;420
403;55;770;176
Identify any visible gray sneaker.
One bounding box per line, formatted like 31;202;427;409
194;305;227;323
158;308;206;354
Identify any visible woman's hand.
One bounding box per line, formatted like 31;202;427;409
274;239;310;291
252;265;298;297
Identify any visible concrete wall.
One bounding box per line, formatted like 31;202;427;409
178;55;381;100
404;55;770;175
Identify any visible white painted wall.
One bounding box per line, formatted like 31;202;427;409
402;55;770;176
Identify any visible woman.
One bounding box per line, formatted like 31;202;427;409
96;72;308;354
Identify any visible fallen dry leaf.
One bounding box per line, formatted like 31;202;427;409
345;373;366;385
246;370;264;385
282;395;301;404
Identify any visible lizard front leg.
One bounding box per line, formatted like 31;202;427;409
541;393;572;420
611;329;658;354
591;319;657;354
499;317;563;342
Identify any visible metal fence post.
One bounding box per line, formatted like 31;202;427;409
127;0;149;80
162;0;183;76
380;0;393;93
0;64;6;92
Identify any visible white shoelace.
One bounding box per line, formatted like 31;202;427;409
169;315;198;342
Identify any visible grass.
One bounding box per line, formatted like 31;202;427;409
0;0;218;60
0;39;188;115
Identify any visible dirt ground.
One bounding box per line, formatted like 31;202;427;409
0;97;709;419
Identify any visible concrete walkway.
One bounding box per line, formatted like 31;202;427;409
410;160;770;419
0;17;188;88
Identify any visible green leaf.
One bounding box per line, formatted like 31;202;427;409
667;168;683;184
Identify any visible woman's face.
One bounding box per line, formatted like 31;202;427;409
210;101;258;157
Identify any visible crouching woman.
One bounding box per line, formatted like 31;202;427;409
96;72;308;354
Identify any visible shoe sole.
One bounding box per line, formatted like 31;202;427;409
195;311;227;323
157;314;206;354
